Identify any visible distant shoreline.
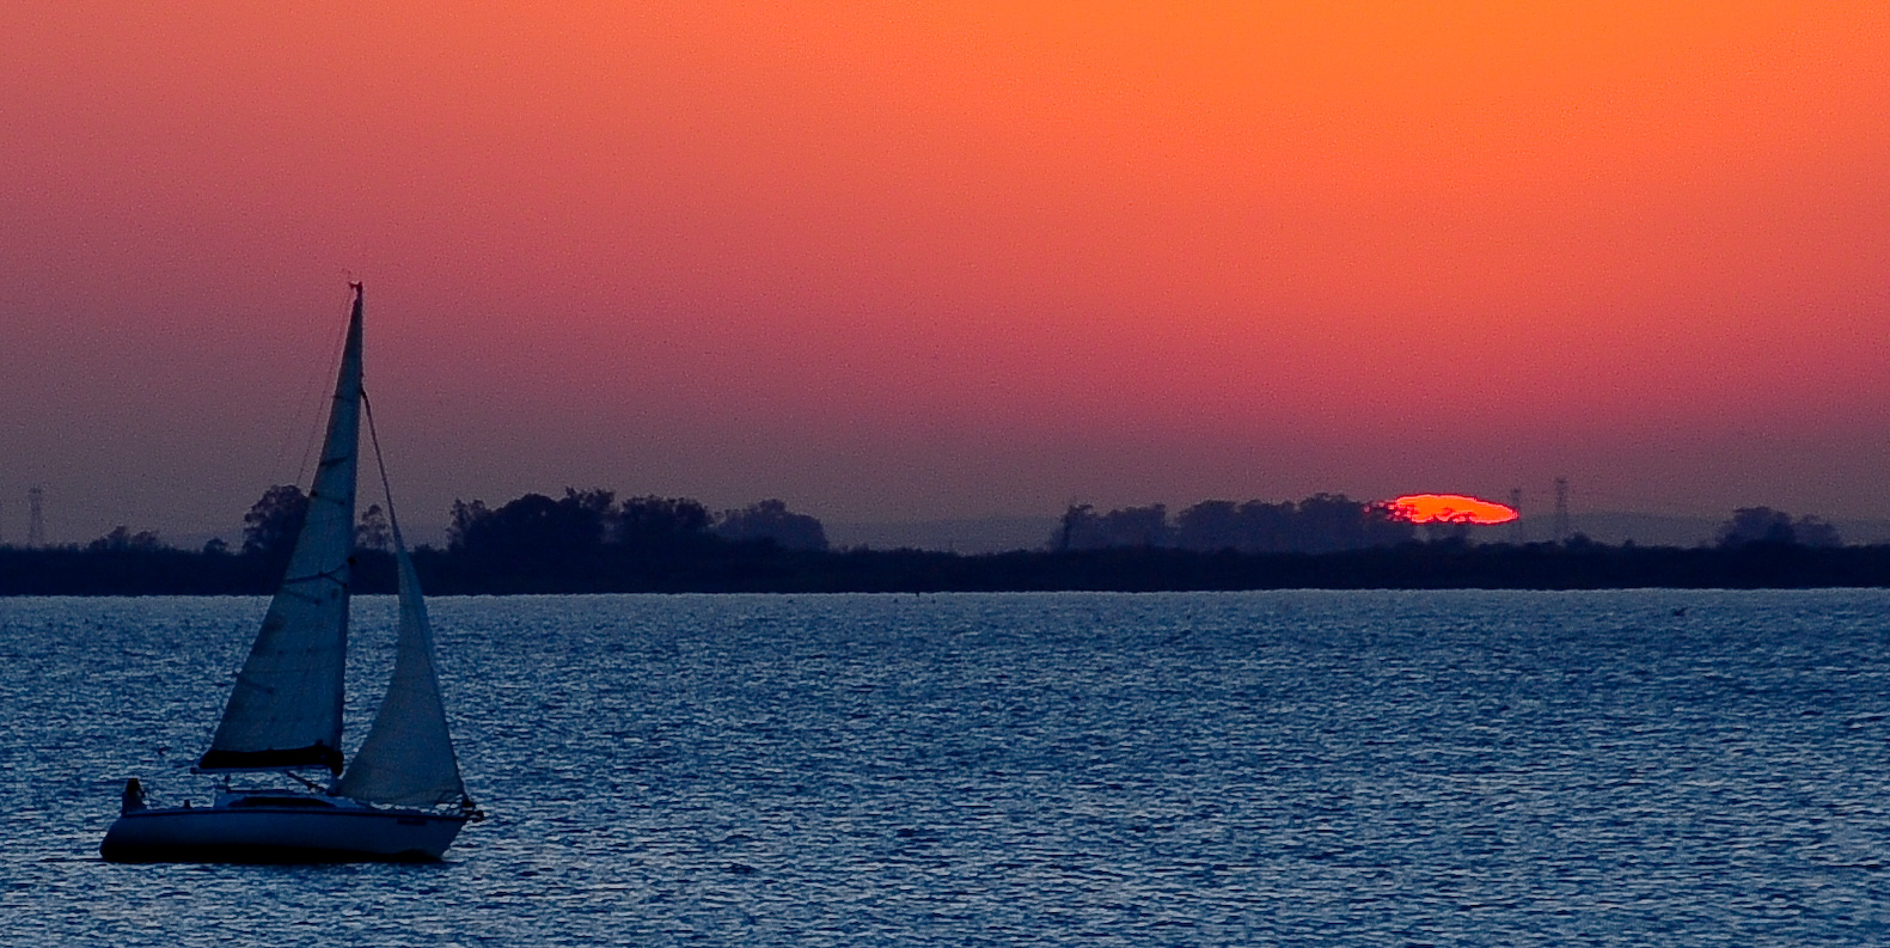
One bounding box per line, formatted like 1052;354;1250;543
5;540;1889;596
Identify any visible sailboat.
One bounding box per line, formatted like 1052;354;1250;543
101;284;480;863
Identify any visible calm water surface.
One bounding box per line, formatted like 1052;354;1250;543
4;590;1890;945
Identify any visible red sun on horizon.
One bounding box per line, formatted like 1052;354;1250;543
1384;494;1518;525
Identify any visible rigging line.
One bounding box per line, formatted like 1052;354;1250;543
275;290;356;492
361;390;409;554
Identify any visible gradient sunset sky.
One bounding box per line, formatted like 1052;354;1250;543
4;2;1887;543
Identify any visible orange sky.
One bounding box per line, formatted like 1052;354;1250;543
3;2;1888;541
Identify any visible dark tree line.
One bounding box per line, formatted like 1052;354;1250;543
1054;498;1856;555
448;490;827;556
433;489;829;593
7;490;1887;595
1054;495;1418;553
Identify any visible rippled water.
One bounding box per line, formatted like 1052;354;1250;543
5;590;1890;945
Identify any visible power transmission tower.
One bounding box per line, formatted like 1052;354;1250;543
1552;477;1569;543
27;487;45;548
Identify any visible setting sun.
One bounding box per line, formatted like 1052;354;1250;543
1385;494;1518;525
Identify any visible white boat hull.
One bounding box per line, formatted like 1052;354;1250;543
101;795;468;863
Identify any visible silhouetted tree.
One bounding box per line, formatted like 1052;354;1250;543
446;499;490;551
1361;500;1420;548
88;525;165;552
615;495;712;549
1717;507;1842;548
242;485;308;560
1051;503;1171;550
1174;499;1300;552
1056;504;1094;551
1293;493;1371;553
1718;507;1795;547
449;490;609;561
1174;500;1241;551
1249;501;1302;551
566;488;618;533
355;503;391;552
1107;504;1169;547
1794;516;1842;548
713;499;828;551
1421;510;1476;544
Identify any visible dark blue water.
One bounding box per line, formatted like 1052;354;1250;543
4;591;1890;945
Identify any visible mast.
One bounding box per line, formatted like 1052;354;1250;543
199;284;364;774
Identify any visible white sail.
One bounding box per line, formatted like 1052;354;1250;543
334;531;466;805
200;286;363;774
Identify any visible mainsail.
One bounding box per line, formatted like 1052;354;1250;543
334;511;467;806
199;285;363;774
